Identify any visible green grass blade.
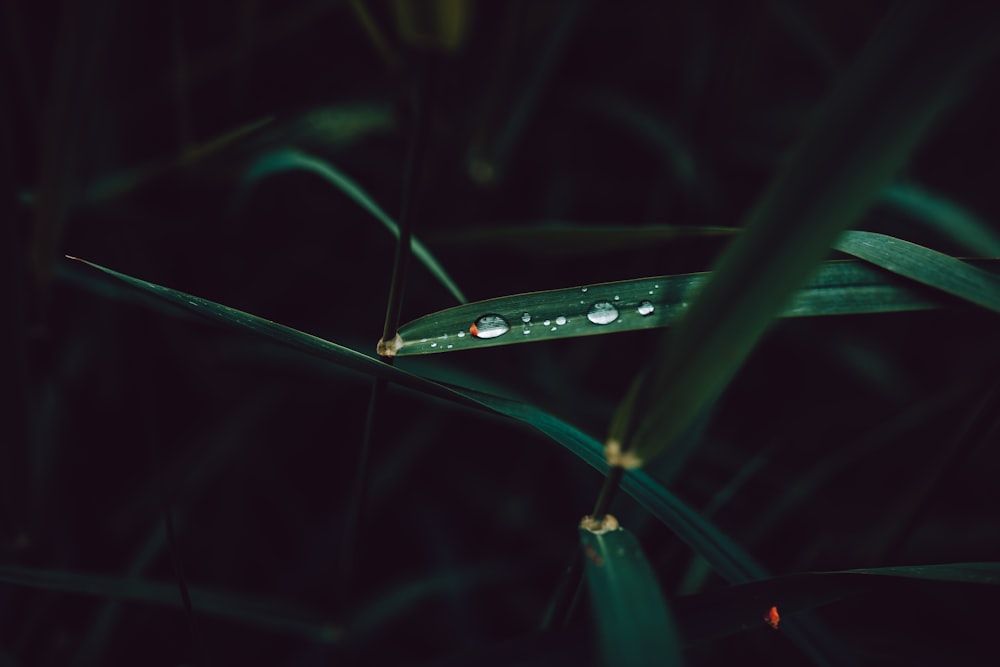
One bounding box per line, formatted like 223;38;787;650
66;256;843;664
243;148;467;304
0;564;339;643
879;182;1000;257
674;562;1000;647
616;5;1000;466
579;523;684;667
833;230;1000;313
390;258;1000;355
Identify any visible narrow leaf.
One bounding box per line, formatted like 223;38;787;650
243;148;467;304
0;564;339;643
579;521;683;667
390;258;999;356
879;181;1000;257
616;5;1000;466
833;230;1000;313
67;256;844;664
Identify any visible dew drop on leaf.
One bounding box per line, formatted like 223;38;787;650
587;301;619;325
637;300;655;316
521;312;531;323
470;314;510;339
555;316;567;325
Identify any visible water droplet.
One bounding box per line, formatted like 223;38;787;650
613;295;620;301
470;314;510;339
430;342;438;348
555;316;567;325
654;284;660;289
581;287;589;293
457;332;466;338
543;319;551;326
637;300;655;316
649;290;654;295
550;326;557;331
587;301;619;325
521;312;531;324
522;329;531;334
447;344;453;349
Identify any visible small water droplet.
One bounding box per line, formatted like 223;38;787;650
470;314;510;339
637;300;655;316
457;332;466;338
649;290;654;295
613;295;620;301
430;342;437;348
523;329;531;334
587;301;620;325
555;316;567;325
447;344;453;349
543;319;551;326
581;287;589;293
654;284;660;289
550;326;557;331
521;312;531;324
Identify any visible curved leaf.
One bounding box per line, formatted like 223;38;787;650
243;148;467;304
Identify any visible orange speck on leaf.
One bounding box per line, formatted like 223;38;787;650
764;605;780;630
469;323;479;337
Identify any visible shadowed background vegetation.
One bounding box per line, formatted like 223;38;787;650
4;1;1000;665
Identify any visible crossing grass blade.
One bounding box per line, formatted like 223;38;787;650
612;4;1000;467
390;256;999;355
579;523;683;667
0;564;339;644
878;182;1000;257
833;231;1000;313
66;255;845;664
243;148;467;304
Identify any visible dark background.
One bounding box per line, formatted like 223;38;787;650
4;1;1000;665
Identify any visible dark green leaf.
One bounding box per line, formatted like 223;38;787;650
579;523;683;667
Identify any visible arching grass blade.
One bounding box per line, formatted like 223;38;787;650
579;521;684;667
833;230;1000;313
878;182;1000;257
243;148;467;304
66;255;845;664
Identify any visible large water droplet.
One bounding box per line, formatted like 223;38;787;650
470;314;510;339
587;301;620;325
637;300;655;316
555;316;567;325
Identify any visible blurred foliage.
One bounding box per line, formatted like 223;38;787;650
5;1;1000;666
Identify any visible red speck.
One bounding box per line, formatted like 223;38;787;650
470;323;479;337
584;544;604;566
764;606;780;630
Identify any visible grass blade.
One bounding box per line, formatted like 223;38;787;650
0;564;339;644
66;255;844;663
389;257;998;356
878;181;1000;257
674;562;1000;647
615;4;1000;466
833;230;1000;313
243;148;467;304
579;521;684;667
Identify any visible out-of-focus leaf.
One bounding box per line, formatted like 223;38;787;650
0;564;339;643
879;181;1000;257
612;5;1000;467
243;149;467;304
579;522;684;667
